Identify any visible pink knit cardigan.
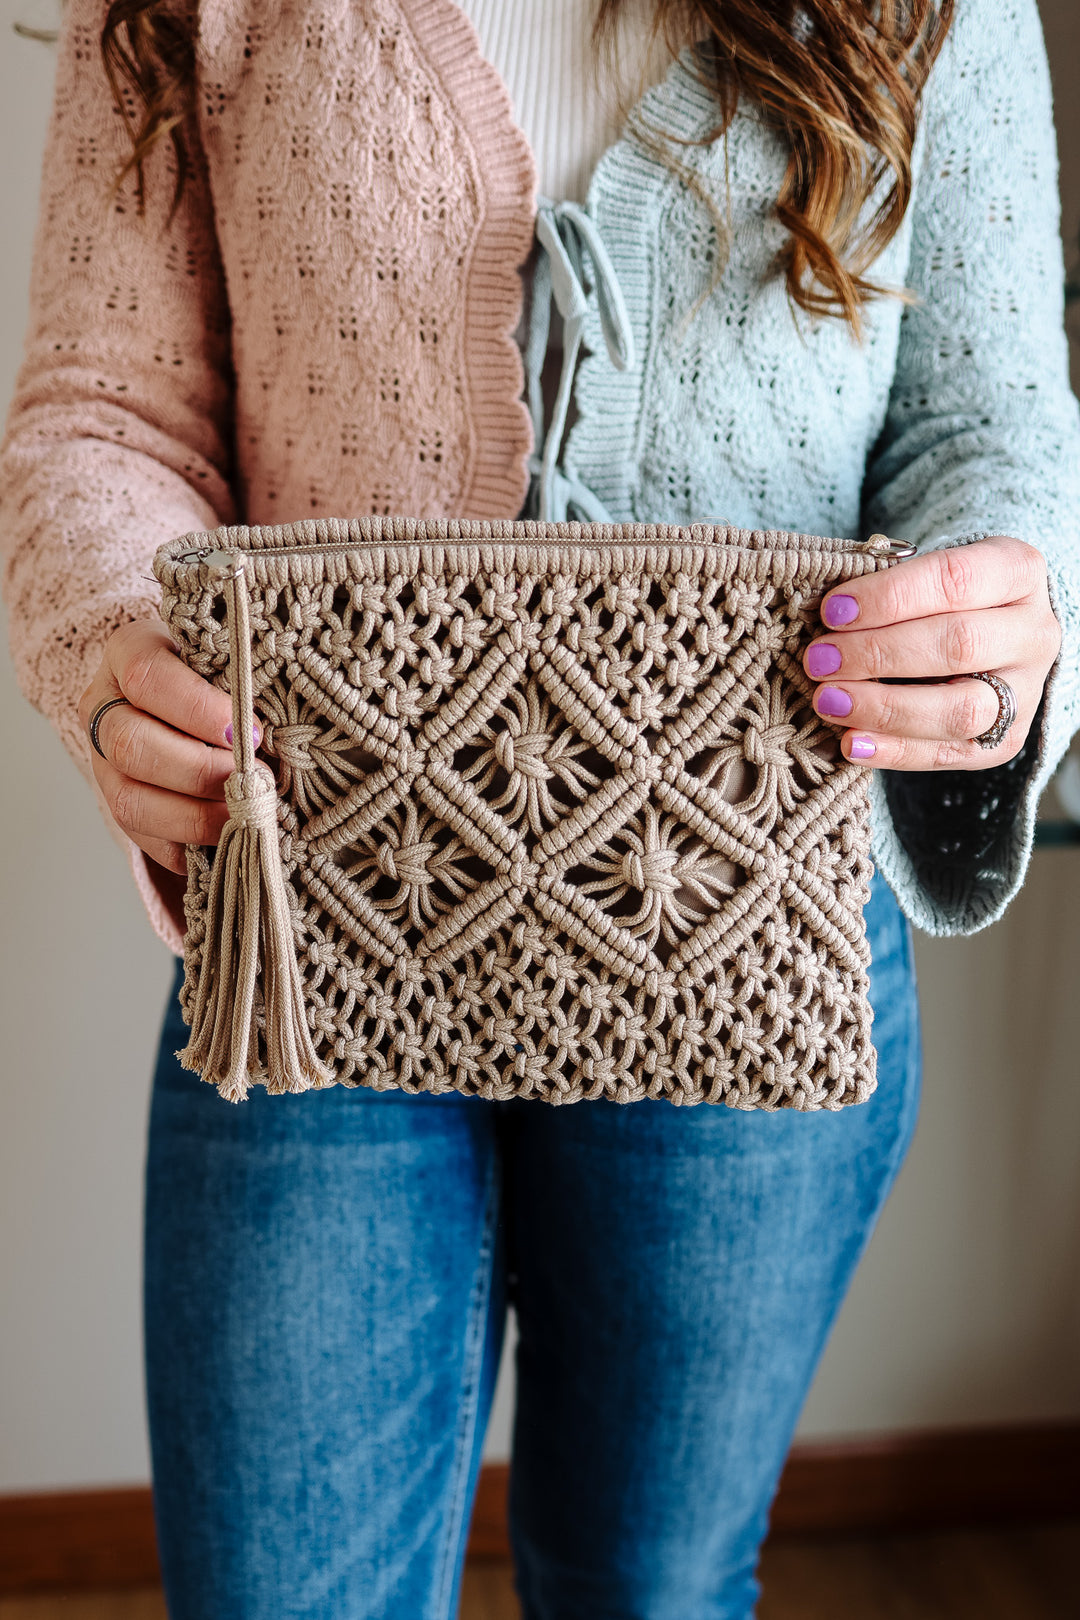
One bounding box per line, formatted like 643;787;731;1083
0;0;538;952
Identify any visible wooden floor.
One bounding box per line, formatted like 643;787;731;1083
2;1522;1078;1618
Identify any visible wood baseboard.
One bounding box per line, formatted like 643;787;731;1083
0;1488;159;1595
769;1420;1080;1538
3;1421;1079;1593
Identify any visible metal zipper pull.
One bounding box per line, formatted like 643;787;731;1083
175;545;246;574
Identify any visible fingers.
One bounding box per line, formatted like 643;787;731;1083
77;618;244;874
91;701;236;798
78;622;235;751
94;757;233;870
833;713;1028;772
819;535;1048;632
804;604;1059;686
106;621;234;747
130;835;198;878
812;672;1024;749
806;536;1061;775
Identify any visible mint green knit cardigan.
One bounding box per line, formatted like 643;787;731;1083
562;0;1080;936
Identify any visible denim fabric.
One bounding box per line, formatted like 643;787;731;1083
144;868;920;1620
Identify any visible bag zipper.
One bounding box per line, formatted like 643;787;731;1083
173;531;917;569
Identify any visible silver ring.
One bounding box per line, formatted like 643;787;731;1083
968;672;1018;750
88;695;132;761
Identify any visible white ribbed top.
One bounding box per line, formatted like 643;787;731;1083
456;0;671;201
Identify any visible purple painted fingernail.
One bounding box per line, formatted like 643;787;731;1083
807;642;842;679
823;593;859;628
849;735;877;760
224;722;233;746
817;685;853;718
224;722;260;747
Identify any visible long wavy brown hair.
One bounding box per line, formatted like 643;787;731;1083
101;0;954;330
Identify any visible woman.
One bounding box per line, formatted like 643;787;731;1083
2;1;1077;1615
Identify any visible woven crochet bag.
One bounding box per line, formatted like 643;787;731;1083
153;517;911;1110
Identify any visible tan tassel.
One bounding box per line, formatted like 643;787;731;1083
178;559;332;1101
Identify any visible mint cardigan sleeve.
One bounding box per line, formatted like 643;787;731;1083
0;0;236;952
860;0;1080;936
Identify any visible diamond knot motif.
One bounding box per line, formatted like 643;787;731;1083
175;536;878;1110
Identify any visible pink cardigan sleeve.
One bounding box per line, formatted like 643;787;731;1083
0;0;237;954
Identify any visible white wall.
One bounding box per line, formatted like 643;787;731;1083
1;0;1079;1493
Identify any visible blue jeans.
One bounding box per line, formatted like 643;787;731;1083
144;870;919;1620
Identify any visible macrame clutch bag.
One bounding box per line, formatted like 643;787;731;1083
153;517;910;1111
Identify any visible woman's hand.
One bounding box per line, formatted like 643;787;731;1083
77;621;247;876
805;535;1060;769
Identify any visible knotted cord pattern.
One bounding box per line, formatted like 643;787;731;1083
157;517;894;1110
